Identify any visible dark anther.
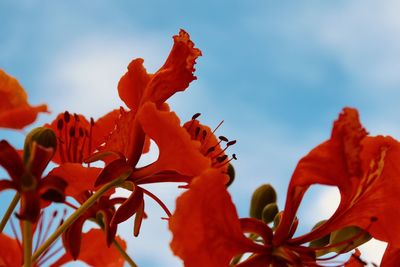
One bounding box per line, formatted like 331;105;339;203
219;136;228;142
64;111;71;123
202;130;207;140
57;119;64;130
79;127;84;137
370;216;378;222
206;147;215;154
216;155;228;162
74;113;80;122
52;210;58;217
195;127;200;138
90;117;95;126
227;140;237;146
232;153;237;160
69;126;76;137
192;113;201;120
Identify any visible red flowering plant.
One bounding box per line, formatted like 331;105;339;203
0;29;399;267
169;108;400;266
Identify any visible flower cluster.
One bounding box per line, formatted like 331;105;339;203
1;30;400;267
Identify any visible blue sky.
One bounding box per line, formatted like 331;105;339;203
2;1;400;266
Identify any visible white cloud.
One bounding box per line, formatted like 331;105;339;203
316;1;400;91
41;32;169;118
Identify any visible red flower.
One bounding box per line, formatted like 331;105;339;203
0;140;66;222
169;108;400;266
118;29;201;110
47;110;119;164
0;69;48;129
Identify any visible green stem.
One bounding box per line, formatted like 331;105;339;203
23;220;33;267
113;239;138;267
32;176;126;262
0;193;20;233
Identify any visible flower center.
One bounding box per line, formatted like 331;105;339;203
184;113;237;170
56;111;94;163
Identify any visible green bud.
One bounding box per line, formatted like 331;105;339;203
309;220;330;255
272;211;283;230
261;203;278;224
226;163;235;187
23;127;57;163
328;226;372;254
249;184;277;219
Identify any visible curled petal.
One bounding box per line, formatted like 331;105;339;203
0;140;25;185
169;168;258;267
38;175;67;203
0;69;48;129
118;30;201;109
133;199;145;237
143;29;202;105
111;186;143;226
63;215;87;260
275;108;368;244
0;179;17;191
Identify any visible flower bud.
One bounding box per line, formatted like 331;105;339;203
23;127;57;164
272;211;283;230
249;184;277;219
226;163;235;187
309;220;330;255
261;203;278;224
328;226;371;254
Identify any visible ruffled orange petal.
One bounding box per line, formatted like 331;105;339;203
0;234;21;267
144;29;201;106
135;102;210;179
0;69;48;129
50;229;127;267
49;163;101;201
276;108;400;249
118;30;201;109
275;108;367;244
169;168;254;267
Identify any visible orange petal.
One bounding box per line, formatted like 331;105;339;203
136;102;210;178
51;229;127;267
169;168;253;267
118;30;201;109
275;108;367;244
49;163;101;201
381;245;400;266
276;108;400;249
0;69;48;129
0;234;21;267
144;29;202;105
118;58;151;110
